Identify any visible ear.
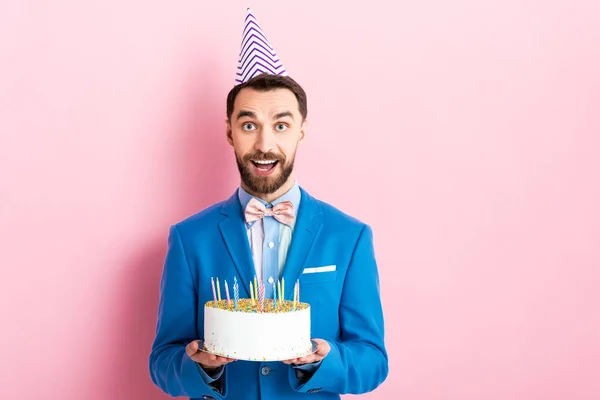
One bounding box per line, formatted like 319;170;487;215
225;119;234;146
298;119;307;145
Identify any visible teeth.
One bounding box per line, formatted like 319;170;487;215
253;160;277;165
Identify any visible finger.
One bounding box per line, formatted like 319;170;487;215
201;352;235;364
189;352;206;363
191;352;225;366
301;352;315;362
291;357;307;365
302;354;324;365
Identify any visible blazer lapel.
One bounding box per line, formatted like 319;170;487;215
281;187;323;300
218;190;254;298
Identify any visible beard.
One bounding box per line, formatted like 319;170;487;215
235;149;296;195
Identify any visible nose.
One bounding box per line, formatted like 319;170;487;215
254;128;275;154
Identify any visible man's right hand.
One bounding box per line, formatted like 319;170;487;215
185;340;236;371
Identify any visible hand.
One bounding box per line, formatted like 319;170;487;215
185;340;236;371
282;338;330;365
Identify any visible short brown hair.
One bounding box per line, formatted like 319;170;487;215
226;73;307;122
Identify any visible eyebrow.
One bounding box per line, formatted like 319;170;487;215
236;110;295;121
236;110;257;120
274;111;294;120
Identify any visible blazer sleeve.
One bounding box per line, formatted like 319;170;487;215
149;225;228;399
289;224;389;394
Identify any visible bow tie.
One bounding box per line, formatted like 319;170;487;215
244;197;295;227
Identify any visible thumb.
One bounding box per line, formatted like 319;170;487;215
186;340;200;357
316;340;329;356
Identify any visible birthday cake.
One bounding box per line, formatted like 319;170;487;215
203;278;313;361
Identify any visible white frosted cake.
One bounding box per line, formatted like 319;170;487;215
203;298;313;361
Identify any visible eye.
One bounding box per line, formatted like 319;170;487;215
242;123;256;131
275;123;288;132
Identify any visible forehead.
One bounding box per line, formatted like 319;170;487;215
234;88;300;118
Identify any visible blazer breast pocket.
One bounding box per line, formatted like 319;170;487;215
300;265;337;284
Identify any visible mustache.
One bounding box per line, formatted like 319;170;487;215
243;151;285;162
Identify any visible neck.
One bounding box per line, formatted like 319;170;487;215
242;177;296;204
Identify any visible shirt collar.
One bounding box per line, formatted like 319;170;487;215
237;181;301;228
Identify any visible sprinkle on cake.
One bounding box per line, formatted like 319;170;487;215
206;298;309;313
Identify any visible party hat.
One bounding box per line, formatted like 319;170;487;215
235;8;288;84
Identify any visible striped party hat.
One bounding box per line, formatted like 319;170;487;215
235;8;288;84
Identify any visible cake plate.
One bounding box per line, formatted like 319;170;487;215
198;339;318;362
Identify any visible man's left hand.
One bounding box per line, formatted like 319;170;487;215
282;338;330;365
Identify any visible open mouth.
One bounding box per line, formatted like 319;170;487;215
251;159;279;173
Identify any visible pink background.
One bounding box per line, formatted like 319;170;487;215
1;0;599;399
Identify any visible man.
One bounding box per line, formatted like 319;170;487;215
149;9;388;400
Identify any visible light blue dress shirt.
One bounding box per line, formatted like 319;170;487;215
237;182;300;298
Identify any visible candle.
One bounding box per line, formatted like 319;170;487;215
216;277;221;302
273;282;277;307
293;280;297;309
211;277;217;305
259;281;265;311
282;277;285;302
254;275;258;300
297;279;300;304
234;277;239;308
225;280;231;306
277;280;282;306
250;282;254;304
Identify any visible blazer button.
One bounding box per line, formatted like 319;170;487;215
261;366;271;376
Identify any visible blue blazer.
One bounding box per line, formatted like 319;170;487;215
149;187;388;399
